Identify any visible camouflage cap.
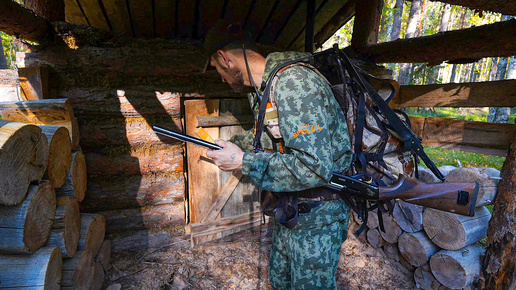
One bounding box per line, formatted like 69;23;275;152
204;19;257;57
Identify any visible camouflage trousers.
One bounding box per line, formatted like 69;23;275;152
268;199;350;290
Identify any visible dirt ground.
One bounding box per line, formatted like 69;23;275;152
104;221;415;289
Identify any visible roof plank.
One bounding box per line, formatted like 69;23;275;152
77;0;110;31
127;0;153;37
64;0;89;25
155;0;177;38
258;0;297;45
102;0;132;36
199;0;225;38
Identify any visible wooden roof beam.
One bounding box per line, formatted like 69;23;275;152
23;0;64;22
363;19;516;65
313;0;356;50
425;0;516;16
0;0;54;43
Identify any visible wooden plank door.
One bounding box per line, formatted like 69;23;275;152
184;98;265;246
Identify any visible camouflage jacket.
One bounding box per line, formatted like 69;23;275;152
241;51;352;192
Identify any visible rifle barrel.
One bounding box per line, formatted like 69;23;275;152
152;126;222;150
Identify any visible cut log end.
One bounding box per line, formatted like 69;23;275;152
24;181;56;253
62;250;95;289
42;125;72;188
78;214;106;256
0;120;48;205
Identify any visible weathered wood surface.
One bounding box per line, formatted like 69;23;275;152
0;69;25;102
196;115;255;128
366;228;385;248
62;250;95;290
82;173;184;211
79;117;183;149
394;80;516;108
423;207;491;251
90;261;106;290
366;210;379;229
95;239;111;271
383;242;400;262
24;0;65;21
17;67;49;101
436;0;516;15
482;131;516;289
414;264;440;290
399;254;416;273
46;196;80;258
0;0;54;43
311;0;357;50
416;166;441;183
97;202;185;233
445;167;498;207
437;165;457;178
398;232;440;267
409;116;514;156
0;247;62;289
0;120;48;205
0;181;55;254
84;145;183;176
77;0;110;32
379;213;403;244
364;19;516;65
202;173;243;223
0;98;80;149
41;125;72;188
393;200;424;233
185;100;220;224
77;214;105;257
56;151;87;202
430;244;486;289
188;210;264;239
351;0;383;51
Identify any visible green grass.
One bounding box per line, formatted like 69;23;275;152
406;107;516;124
423;146;505;170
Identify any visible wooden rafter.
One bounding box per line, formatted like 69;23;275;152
312;0;356;50
364;19;516;65
23;0;64;22
351;0;383;51
429;0;516;16
0;0;54;43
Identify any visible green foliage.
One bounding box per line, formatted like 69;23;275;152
423;146;505;170
1;32;25;69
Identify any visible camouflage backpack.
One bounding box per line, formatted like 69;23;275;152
253;45;444;232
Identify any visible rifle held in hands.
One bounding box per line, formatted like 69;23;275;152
153;126;479;217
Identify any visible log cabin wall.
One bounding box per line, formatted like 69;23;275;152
15;32;245;249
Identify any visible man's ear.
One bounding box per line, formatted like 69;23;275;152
216;50;230;68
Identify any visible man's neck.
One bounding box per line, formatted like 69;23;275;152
237;52;266;89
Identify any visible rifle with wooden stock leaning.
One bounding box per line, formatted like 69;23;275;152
153;125;479;217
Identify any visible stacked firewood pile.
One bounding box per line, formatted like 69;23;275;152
353;166;498;290
0;99;110;289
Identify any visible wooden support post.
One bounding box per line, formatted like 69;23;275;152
23;0;64;22
482;131;516;289
351;0;383;52
17;67;49;100
304;0;315;53
0;0;54;43
365;19;516;65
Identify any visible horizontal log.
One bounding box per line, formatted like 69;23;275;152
17;66;49;100
196;115;255;127
188;210;264;238
393;201;424;233
409;117;514;156
445;167;499;206
90;261;105;290
41;125;72;188
62;250;95;290
46;196;80;258
0;181;55;254
24;0;65;22
79;117;183;149
61;88;181;119
84;145;183;176
398;231;440;267
77;214;105;257
364;19;516;65
95;240;111;271
379;213;403;244
56;151;87;202
429;244;486;289
0;98;80;149
423;206;491;250
414;264;439;290
383;242;400;262
435;0;516;16
366;228;385;248
416;166;441;183
0;247;62;288
0;0;54;43
81;173;185;212
394;80;516;108
96;202;185;233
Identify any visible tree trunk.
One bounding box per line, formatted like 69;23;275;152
488;56;510;123
445;167;499;207
77;214;105;257
0;181;56;254
398;0;423;85
423;207;491;250
0;44;8;69
46;196;80;258
41;125;72;188
0;247;62;289
481;132;516;289
507;56;516;79
56;151;87;202
440;4;451;32
61;250;95;290
351;0;383;51
0;120;48;205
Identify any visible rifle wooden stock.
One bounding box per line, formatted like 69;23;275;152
379;176;478;217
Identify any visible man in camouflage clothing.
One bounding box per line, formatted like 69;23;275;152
205;20;352;289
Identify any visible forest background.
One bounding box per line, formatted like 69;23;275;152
1;0;513;169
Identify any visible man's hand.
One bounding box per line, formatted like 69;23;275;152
206;140;244;171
